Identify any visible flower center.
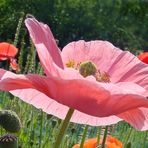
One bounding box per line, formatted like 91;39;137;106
79;61;97;77
66;60;110;83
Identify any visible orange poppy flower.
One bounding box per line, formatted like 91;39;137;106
137;52;148;64
72;136;123;148
0;42;19;71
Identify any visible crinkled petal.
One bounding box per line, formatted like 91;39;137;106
61;40;117;71
0;69;121;127
25;18;64;71
0;69;148;118
61;40;148;90
10;89;122;126
0;70;109;117
8;89;148;131
1;69;148;130
8;88;148;130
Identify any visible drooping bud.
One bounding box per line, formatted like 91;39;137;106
79;61;97;77
0;134;18;148
0;110;21;133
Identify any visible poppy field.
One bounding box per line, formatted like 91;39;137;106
0;1;148;148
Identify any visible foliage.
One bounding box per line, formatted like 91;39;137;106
0;0;148;51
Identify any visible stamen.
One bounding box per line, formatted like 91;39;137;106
66;60;76;68
66;60;111;83
96;71;111;83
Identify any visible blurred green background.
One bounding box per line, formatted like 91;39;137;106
0;0;148;52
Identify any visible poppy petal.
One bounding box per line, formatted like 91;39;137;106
34;43;62;77
0;69;122;127
25;18;64;70
0;69;148;130
0;70;121;126
32;43;83;79
61;40;119;71
0;70;147;117
11;89;122;126
61;41;148;89
118;107;148;131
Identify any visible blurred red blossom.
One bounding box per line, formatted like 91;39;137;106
72;136;123;148
0;42;19;71
138;52;148;64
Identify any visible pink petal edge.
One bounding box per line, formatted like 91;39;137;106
0;69;148;130
61;40;148;90
25;18;64;71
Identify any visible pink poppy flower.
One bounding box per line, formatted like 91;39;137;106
0;18;148;131
0;42;19;71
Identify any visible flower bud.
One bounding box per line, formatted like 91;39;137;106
0;110;21;132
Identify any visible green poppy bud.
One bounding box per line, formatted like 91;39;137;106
0;110;21;133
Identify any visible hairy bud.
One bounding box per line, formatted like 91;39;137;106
0;110;21;132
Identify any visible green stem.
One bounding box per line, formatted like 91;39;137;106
124;128;133;146
39;111;43;148
53;108;74;148
13;12;25;46
141;132;147;148
80;125;89;148
97;126;102;147
101;126;108;148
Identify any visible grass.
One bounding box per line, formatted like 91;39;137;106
0;90;148;147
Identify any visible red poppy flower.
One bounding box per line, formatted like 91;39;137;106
0;42;19;71
0;42;18;60
72;136;123;148
0;18;148;130
138;52;148;64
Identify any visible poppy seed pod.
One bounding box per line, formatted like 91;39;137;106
79;61;97;77
0;110;21;133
